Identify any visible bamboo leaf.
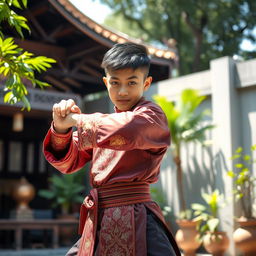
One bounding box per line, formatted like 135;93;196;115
21;95;31;111
208;218;219;232
236;147;243;153
38;190;55;199
191;203;206;212
227;170;235;178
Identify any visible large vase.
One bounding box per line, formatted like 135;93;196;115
203;231;229;256
233;218;256;256
12;177;35;219
175;220;201;256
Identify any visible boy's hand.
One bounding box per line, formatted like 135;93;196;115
52;99;81;133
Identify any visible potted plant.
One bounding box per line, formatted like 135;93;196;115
39;172;84;216
154;88;214;255
228;145;256;255
175;209;201;256
192;190;229;256
39;172;85;245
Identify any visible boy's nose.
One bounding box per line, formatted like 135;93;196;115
118;86;128;96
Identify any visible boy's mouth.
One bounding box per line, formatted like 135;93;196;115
116;99;130;103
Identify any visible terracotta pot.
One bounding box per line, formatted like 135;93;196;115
203;231;229;256
233;218;256;256
175;220;201;256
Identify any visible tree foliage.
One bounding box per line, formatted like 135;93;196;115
0;0;56;110
100;0;256;75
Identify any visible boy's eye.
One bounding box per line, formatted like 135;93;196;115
110;81;119;86
128;81;137;86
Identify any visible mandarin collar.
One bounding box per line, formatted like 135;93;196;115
114;97;145;113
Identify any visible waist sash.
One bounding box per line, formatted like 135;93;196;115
78;182;151;256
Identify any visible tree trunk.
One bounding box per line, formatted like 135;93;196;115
193;33;202;72
182;11;205;73
174;155;186;213
242;185;252;218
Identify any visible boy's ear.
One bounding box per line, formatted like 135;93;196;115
143;76;152;91
102;77;108;87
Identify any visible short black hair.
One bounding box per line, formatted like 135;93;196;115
101;42;150;77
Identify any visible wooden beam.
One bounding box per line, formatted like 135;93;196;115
44;76;71;92
14;39;66;61
23;2;49;17
71;58;86;74
84;58;102;68
27;13;54;43
80;65;102;78
63;78;82;88
50;25;75;39
30;4;49;16
67;39;95;54
68;45;103;60
47;69;102;84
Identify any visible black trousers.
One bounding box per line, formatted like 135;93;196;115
66;209;177;256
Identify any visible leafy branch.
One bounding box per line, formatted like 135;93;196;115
0;0;30;38
0;0;56;110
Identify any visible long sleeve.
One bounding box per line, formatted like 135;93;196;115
43;124;92;174
77;102;170;151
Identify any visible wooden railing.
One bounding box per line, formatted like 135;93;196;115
0;219;79;250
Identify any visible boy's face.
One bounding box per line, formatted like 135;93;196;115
103;68;152;111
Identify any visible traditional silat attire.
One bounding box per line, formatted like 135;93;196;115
44;98;181;256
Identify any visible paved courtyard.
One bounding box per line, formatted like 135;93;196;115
0;249;212;256
0;248;69;256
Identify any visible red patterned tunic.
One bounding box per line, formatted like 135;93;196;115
43;97;180;256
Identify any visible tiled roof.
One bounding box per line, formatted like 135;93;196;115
55;0;176;60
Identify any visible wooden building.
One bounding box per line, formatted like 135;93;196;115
0;0;177;234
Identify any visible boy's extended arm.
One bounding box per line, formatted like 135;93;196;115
43;123;92;174
43;99;92;174
77;104;170;151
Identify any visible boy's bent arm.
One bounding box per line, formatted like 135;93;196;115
43;124;92;174
77;104;170;151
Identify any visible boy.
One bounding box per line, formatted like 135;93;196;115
43;42;180;256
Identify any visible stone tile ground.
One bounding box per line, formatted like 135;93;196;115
0;248;69;256
0;249;211;256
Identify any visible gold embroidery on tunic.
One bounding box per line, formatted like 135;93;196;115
109;135;126;147
51;135;70;150
78;115;101;149
53;137;66;144
99;206;134;255
61;162;69;168
92;149;119;182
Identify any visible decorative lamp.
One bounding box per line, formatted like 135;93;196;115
13;113;24;132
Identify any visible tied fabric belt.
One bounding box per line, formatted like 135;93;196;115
78;182;151;256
